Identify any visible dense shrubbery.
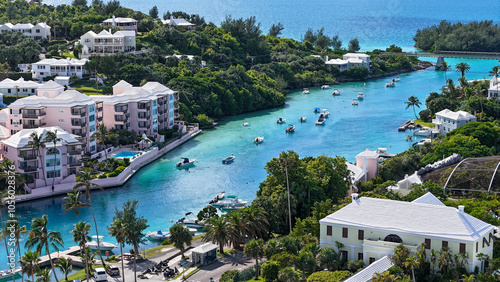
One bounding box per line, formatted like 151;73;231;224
414;20;500;52
0;31;41;68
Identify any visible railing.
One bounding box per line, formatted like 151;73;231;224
96;107;103;112
22;112;46;118
19;154;37;160
23;123;46;129
19;166;37;172
69;160;83;167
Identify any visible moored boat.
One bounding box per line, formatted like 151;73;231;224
313;107;321;113
177;213;205;229
386;81;396;87
315;117;325;125
209;191;226;204
352;99;359;106
210;196;248;208
358;92;364;100
332;89;341;95
86;235;117;251
146;230;170;240
242;122;249;126
303;88;310;94
276;118;286;124
299;117;307;122
176;158;197;168
219;205;246;212
321;109;330;117
393;77;400;82
222;154;235;164
254;136;264;144
321;85;330;89
0;267;21;282
285;124;295;133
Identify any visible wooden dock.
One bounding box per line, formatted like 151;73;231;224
38;246;98;268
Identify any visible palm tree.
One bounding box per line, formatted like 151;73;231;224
440;61;451;83
455;62;471;78
278;267;300;282
202;216;230;253
43;129;63;188
74;167;105;266
80;248;98;277
63;189;89;222
437;247;453;275
35;268;52;282
0;159;26;192
108;219;127;282
25;215;64;282
0;191;14;274
10;217;28;279
92;123;109;159
241;206;269;239
19;251;40;282
461;274;475;282
226;211;245;249
244;239;264;280
169;223;192;258
28;131;47;187
55;257;72;282
404;256;419;282
405;96;422;119
71;222;91;280
318;247;339;271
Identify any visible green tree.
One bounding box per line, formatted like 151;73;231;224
19;251;40;282
197;206;218;222
169;223;192;258
440;61;451;83
195;114;214;128
108;218;127;282
9;217;28;279
278;266;300;282
92;124;110;159
25;215;64;282
268;22;284;37
43;129;62;188
405;96;422;119
260;260;281;281
72;0;87;6
71;222;92;280
149;5;158;18
307;270;352;282
348;38;360;52
455;62;471;78
202;216;230;253
28;131;46;187
391;244;411;269
241;205;269;239
35;268;52;282
63;189;89;222
55;257;72;282
244;239;264;279
404;256;419;282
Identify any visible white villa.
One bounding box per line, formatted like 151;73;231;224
102;15;137;32
432;109;476;135
80;29;136;58
320;193;494;273
0;22;51;41
20;58;90;80
0;78;41;97
161;17;195;29
488;76;499;99
326;53;371;71
387;172;423;196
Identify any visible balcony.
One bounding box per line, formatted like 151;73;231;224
71;107;86;116
96;107;103;113
19;166;37;172
114;106;128;113
68;160;83;167
138;115;151;120
23;122;46;129
22;111;46;119
97;117;103;122
19;154;37;160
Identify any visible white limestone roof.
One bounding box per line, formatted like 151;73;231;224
161;19;195;26
33;58;89;66
115;30;136;37
356;149;380;158
90;87;156;104
326;58;349;65
191;243;218;254
10;90;94;107
347;58;364;64
113;80;133;88
103;17;137;23
436;109;475;120
412;192;445;206
0;109;9;122
0;125;10;139
13;23;34;29
320;196;493;242
398;172;422;185
35;22;51;29
0;78;41;88
347;162;364;183
344;256;393;282
344;53;370;58
0;23;14;28
141;82;175;94
38;80;64;90
1;126;79;148
166;54;195;61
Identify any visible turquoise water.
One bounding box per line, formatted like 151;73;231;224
112;151;139;159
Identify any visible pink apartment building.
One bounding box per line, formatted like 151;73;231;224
355;148;394;182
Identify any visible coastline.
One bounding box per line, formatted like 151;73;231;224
334;61;435;83
15;128;202;203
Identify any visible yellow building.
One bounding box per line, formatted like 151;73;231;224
319;193;494;273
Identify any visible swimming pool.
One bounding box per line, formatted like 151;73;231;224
113;151;139;159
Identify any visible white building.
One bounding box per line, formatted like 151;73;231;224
488;76;499;99
0;22;51;41
26;58;89;80
355;148;394;181
80;30;136;58
102;15;137;33
0;78;41;97
320;193;494;273
432;109;476;135
387;172;423;196
325;53;370;71
161;17;195;29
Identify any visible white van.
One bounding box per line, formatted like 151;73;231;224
94;267;107;281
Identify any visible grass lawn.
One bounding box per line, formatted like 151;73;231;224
71;80;115;95
63;264;103;281
414;118;434;128
62;51;76;59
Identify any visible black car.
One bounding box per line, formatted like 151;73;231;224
106;265;120;276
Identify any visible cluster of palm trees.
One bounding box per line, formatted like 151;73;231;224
27;129;63;189
439;61;471;83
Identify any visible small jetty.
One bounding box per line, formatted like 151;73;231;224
38;246;96;268
398;120;422;132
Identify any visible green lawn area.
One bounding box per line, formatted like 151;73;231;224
62;51;76;59
414;118;434;128
63;264;103;281
71;80;115;95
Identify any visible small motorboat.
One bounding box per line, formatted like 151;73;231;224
393;77;400;82
176;158;197;168
285;124;295;133
332;89;341;96
315;117;325;125
86;235;117;251
276;118;286;124
210;196;248;208
313;107;321;113
0;267;21;281
209;191;225;204
185;227;197;235
219;205;246;212
386;81;396;87
321;109;330;117
321;85;329;89
177;212;205;229
146;230;170;241
413;129;433;137
299;117;307;122
352;99;359;106
222;154;235;164
358;92;364;100
254;136;264;144
242;122;249;126
318;113;325;119
303;88;310;94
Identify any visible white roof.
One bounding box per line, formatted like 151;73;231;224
344;256;393;282
161;18;195;26
344;53;370;58
0;125;10;139
347;58;364;64
103;17;137;23
326;58;349;65
166;54;195;61
356;149;380;158
436;109;475;120
0;23;14;28
94;81;173;104
13;23;34;29
113;80;133;88
399;172;422;185
10;89;94;108
141;82;175;94
83;30;135;39
411;192;445;206
320;196;493;242
38;80;64;90
0;78;41;88
1;126;79;148
191;243;218;254
33;58;89;67
347;162;364;183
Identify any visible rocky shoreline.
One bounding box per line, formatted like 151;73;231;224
334;61;435;83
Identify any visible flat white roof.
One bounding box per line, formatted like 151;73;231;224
320;196;493;242
103;17;137;23
191;243;218;254
33;58;89;67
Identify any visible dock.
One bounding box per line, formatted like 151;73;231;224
38;246;97;268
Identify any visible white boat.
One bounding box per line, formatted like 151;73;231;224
219;205;246;212
393;77;400;82
386;81;396;87
315;117;325;125
285;124;295;133
299;117;307;122
321;109;330;117
177;216;205;229
0;267;21;281
358;92;364;100
254;136;264;144
276;118;286;124
86;236;117;251
352;99;359;106
332;89;341;95
321;85;329;89
176;158;197;168
209;191;226;204
413;129;433;137
210;197;248;208
302;88;310;94
146;230;170;240
186;227;197;235
242;122;249;126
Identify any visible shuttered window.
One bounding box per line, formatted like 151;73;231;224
460;243;466;254
358;230;364;240
326;226;332;236
442;241;448;248
425;238;431;249
342;228;348;238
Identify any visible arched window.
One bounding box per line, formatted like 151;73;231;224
46;147;60;155
384;234;403;244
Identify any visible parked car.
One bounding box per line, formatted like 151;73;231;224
94;268;107;281
106;265;120;276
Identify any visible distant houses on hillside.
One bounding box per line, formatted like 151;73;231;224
102;15;138;33
325;53;371;71
0;22;51;41
80;29;136;58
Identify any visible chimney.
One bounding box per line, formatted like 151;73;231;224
325;55;329;62
112;15;116;26
351;193;358;201
458;205;465;214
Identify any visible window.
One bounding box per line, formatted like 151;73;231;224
58;119;65;123
460;243;466;254
369;257;376;264
46;170;61;179
358;230;364;240
341;251;348;261
358;253;363;261
35;29;40;33
425;238;431;249
58;109;65;113
342;228;348;238
327;226;332;236
7;89;11;94
89;115;95;122
31;89;35;93
442;241;448;248
90;125;95;132
89;105;94;112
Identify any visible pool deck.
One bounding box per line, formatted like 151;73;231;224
15;128;202;203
